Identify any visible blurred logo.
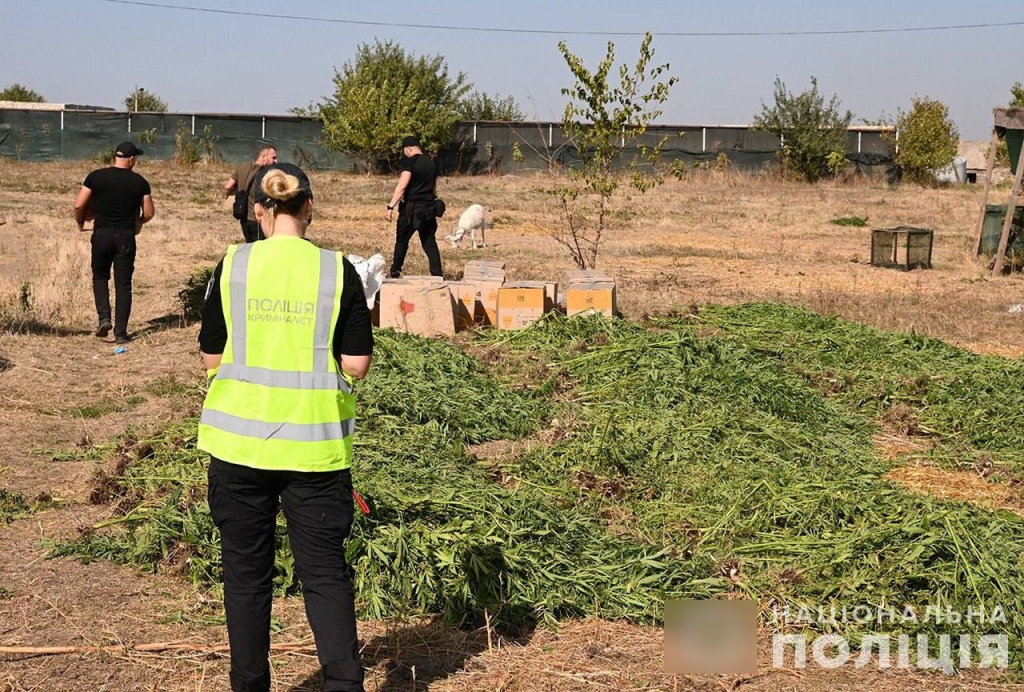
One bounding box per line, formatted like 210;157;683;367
664;600;757;674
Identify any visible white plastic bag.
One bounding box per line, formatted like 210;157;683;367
347;253;387;310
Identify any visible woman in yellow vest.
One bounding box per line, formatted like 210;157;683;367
197;163;373;692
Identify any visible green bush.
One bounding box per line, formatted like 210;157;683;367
753;76;852;183
830;216;868;227
318;41;470;173
459;91;524;122
173;123;219;167
178;266;214;321
891;98;959;183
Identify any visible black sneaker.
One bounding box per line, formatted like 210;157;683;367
95;320;112;338
115;334;132;345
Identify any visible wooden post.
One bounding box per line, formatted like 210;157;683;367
990;151;1024;275
974;129;1001;255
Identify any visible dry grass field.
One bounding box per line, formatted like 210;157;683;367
0;159;1022;692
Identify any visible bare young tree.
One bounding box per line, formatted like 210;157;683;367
549;33;676;269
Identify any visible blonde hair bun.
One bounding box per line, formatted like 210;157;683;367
261;169;303;202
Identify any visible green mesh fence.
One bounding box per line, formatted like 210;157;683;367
0;108;893;175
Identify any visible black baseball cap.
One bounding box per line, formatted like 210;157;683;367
251;162;313;206
115;141;144;158
401;135;421;149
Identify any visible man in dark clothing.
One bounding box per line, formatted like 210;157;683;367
74;141;155;343
224;145;278;243
386;136;442;278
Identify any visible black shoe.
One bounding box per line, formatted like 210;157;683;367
95;320;112;338
115;334;132;344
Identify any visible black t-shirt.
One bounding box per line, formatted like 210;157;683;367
400;154;437;202
198;253;374;359
83;167;151;230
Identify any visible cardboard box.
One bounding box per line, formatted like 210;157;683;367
402;275;445;287
543;281;558;309
381;283;455;336
446;281;477;331
473;279;504;326
507;282;554;311
566;281;617;318
497;283;549;330
408;284;456;336
565;269;611;284
378;279;411;330
464;265;506;282
379;279;455;335
465;259;507;272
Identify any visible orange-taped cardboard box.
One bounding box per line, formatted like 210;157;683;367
445;281;477;331
566;280;617;318
497;282;553;330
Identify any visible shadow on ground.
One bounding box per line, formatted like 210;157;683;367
133;312;191;338
1;319;92;337
288;617;535;692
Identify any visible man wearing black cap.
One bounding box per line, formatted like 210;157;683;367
386;135;442;278
74;141;155;343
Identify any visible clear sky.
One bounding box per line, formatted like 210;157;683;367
3;0;1021;138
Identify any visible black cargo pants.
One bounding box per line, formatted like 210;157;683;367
389;200;443;277
207;457;363;692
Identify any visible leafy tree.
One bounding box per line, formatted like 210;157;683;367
124;87;168;113
318;40;470;173
460;91;524;121
994;84;1024;167
753;77;852;182
550;32;677;269
891;98;959;182
0;84;45;102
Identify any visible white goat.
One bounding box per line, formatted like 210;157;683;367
446;204;487;249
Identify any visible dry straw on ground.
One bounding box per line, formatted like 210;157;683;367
1;159;1023;692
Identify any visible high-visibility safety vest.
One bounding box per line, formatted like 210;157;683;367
198;236;356;472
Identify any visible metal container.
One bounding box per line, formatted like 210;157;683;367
870;227;933;270
979;204;1024;256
